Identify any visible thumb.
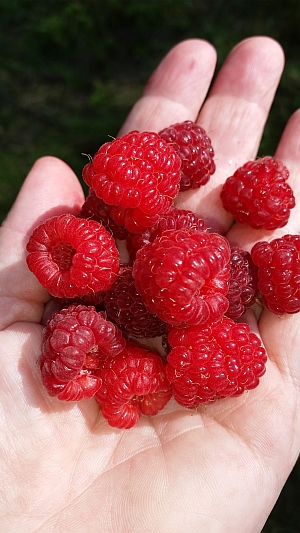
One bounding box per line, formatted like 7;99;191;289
0;156;85;329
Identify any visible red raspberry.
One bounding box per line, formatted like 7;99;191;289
103;266;166;338
95;342;173;429
225;247;259;319
40;304;126;401
166;317;267;407
126;207;208;262
26;213;120;298
251;234;300;314
220;156;295;229
132;228;231;327
82;130;181;233
79;188;129;240
159;120;216;191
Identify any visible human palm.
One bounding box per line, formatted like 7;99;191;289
1;37;300;533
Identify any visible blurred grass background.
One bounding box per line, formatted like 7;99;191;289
0;1;299;529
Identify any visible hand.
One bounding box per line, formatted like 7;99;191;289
1;36;299;533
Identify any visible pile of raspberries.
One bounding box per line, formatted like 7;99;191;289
26;120;298;429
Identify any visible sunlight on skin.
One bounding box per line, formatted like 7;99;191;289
118;39;217;136
0;37;300;533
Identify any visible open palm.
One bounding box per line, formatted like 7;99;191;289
1;37;300;533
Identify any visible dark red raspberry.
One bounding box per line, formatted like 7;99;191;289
225;247;259;319
126;207;208;262
53;290;104;310
166;317;267;407
132;228;231;327
95;342;173;429
220;156;295;229
82;130;181;233
79;188;129;240
40;304;126;401
159;120;216;191
251;234;300;314
26;213;120;298
103;266;166;338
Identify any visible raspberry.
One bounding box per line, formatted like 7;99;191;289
103;266;166;338
220;156;295;229
132;228;231;327
26;213;120;298
251;234;300;314
126;207;208;262
225;247;259;319
82;130;181;233
166;317;267;407
159;120;216;191
40;304;126;401
79;188;129;240
95;342;173;429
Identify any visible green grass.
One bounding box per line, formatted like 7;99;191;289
1;0;300;224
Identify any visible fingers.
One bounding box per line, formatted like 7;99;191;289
118;39;217;135
119;37;284;233
176;37;285;232
0;157;84;328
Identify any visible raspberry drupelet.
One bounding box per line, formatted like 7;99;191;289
103;266;166;338
158;120;216;191
95;342;173;429
251;234;300;314
82;130;182;233
220;156;295;229
53;290;105;310
26;213;120;298
132;228;231;327
40;304;126;401
166;317;267;408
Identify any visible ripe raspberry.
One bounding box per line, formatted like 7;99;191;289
126;207;208;262
251;234;300;314
82;130;181;233
226;247;259;319
79;188;129;240
40;304;126;401
166;317;267;407
158;120;216;191
132;228;231;327
26;213;120;298
220;156;295;229
103;266;166;338
95;342;173;429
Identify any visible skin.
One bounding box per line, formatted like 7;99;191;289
0;36;300;533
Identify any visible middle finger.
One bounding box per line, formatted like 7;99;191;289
176;36;285;233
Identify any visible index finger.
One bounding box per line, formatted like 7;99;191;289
119;39;217;135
